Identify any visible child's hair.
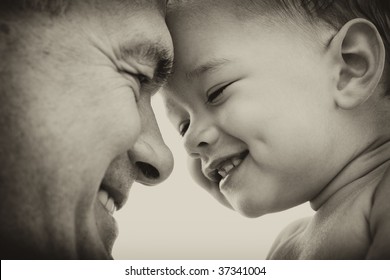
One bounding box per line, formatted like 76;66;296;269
168;0;390;96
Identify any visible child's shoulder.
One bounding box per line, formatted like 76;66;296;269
266;217;311;259
267;166;390;259
367;166;390;259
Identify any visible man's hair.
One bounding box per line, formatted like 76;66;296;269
169;0;390;95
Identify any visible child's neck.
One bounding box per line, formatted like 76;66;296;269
310;139;390;211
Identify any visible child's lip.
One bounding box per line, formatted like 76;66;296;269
204;150;249;182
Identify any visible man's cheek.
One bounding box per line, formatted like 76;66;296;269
98;92;141;156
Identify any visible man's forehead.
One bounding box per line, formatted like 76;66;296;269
160;0;169;14
149;0;168;16
128;0;167;15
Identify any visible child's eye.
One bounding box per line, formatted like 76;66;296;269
206;81;235;105
179;121;190;137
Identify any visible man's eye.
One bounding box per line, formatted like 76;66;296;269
206;81;234;105
120;70;150;87
122;71;154;99
137;74;149;86
179;121;190;137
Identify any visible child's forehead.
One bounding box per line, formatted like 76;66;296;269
162;89;186;116
168;0;268;31
168;2;325;54
168;0;338;53
168;0;300;27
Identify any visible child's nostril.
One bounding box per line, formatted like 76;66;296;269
136;162;160;179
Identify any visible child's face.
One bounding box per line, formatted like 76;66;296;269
165;12;345;217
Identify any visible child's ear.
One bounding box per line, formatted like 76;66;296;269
329;18;385;109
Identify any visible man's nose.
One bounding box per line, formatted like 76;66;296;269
184;120;219;159
128;97;174;186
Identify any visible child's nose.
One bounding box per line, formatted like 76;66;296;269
184;124;219;158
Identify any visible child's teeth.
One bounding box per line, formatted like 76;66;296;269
224;163;234;173
98;190;109;206
232;158;241;167
217;155;246;181
218;169;227;178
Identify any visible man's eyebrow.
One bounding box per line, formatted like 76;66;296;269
119;40;174;86
185;58;231;80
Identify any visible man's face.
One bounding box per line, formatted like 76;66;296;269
0;0;173;258
165;9;347;217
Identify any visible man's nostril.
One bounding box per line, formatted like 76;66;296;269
136;161;160;179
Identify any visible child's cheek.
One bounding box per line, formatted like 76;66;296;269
187;157;207;188
187;157;233;209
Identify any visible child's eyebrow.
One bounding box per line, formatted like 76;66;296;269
185;58;231;80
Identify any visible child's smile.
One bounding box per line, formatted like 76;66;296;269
204;149;249;187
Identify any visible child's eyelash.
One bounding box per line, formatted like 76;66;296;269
206;81;235;104
206;87;225;104
179;121;190;137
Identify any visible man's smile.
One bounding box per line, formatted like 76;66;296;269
99;180;131;213
97;189;117;215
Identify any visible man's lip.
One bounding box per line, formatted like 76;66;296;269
95;198;118;256
204;150;249;182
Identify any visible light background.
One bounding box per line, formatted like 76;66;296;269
113;95;314;259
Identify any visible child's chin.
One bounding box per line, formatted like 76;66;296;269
233;202;267;218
